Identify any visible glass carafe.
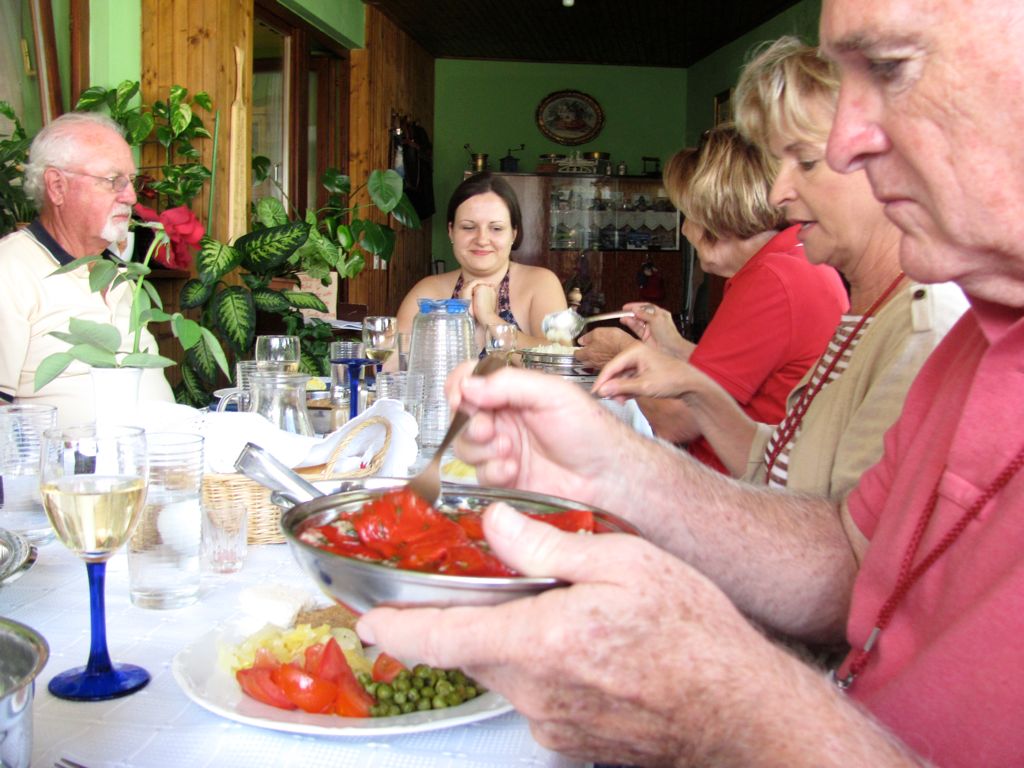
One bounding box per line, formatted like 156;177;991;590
248;371;315;436
407;299;475;449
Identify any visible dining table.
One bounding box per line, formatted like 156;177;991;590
2;537;585;768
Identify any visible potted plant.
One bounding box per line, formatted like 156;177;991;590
174;167;420;406
74;81;213;211
33;214;230;415
0;101;35;237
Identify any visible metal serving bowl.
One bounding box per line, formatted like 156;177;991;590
519;347;595;376
0;618;48;768
280;478;638;613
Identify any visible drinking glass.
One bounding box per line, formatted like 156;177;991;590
485;323;519;357
255;335;301;373
362;316;398;370
0;403;58;544
39;425;150;700
329;341;374;421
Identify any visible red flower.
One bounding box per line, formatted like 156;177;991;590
134;204;205;269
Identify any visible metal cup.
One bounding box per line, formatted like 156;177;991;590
0;618;48;768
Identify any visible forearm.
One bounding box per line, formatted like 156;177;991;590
684;644;926;768
636;397;703;443
678;379;760;476
594;435;857;641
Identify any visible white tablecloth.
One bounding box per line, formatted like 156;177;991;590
2;541;581;768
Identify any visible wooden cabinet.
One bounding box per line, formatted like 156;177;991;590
493;172;686;316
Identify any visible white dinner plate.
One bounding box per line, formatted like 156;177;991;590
172;628;514;736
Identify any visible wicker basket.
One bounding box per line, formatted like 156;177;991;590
201;416;393;545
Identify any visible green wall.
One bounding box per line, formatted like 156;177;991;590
684;0;821;144
89;0;142;93
431;60;688;265
278;0;364;48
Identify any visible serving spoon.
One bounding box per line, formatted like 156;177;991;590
405;353;507;506
540;308;635;345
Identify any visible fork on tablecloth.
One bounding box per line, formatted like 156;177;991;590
55;758;89;768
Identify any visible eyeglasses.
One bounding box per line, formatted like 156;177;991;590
56;168;138;193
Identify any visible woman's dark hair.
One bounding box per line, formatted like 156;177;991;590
446;172;523;250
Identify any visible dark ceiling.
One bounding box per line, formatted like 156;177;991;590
365;0;803;69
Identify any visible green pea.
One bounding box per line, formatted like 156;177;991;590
422;685;435;699
464;685;478;699
432;694;448;709
406;688;420;702
417;698;433;711
388;703;401;716
401;701;415;714
393;691;407;705
394;677;411;693
446;692;464;707
435;680;454;696
376;683;394;701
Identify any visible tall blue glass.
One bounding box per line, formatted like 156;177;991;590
329;341;374;421
39;425;150;700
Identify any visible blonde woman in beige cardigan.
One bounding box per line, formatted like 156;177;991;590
592;37;968;502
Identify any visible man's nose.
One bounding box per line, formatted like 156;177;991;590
826;80;889;174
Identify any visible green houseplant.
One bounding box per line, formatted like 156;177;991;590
75;81;214;210
0;101;34;237
33;216;230;391
174;167;420;407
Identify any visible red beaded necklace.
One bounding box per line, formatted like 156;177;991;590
833;442;1024;690
765;272;905;477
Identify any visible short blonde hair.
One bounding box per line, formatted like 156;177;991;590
733;36;839;151
663;124;785;243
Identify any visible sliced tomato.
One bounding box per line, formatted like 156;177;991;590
252;647;279;669
271;665;338;714
314;637;347;685
304;642;325;674
371;652;407;684
439;543;517;577
453;510;485;541
525;509;594;533
236;666;296;710
335;671;375;718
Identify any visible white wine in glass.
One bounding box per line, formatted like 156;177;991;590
40;424;150;701
42;475;146;559
255;335;301;372
362;316;398;368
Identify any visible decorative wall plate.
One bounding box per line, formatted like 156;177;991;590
536;90;604;146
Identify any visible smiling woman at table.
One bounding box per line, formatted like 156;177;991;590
396;172;566;354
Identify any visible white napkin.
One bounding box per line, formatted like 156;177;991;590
196;400;419;476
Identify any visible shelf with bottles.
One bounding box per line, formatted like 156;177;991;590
547;175;680;252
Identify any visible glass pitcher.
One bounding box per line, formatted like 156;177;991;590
247;371;315;436
407;298;475;449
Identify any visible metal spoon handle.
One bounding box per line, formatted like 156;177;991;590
406;353;506;504
584;310;636;324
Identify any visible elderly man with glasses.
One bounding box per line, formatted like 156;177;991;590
0;112;173;425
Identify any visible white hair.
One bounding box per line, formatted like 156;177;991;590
22;112;126;207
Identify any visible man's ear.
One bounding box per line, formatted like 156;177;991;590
43;167;67;206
